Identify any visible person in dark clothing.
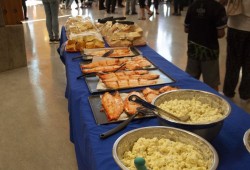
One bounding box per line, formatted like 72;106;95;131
75;0;84;8
223;1;250;101
22;0;28;20
117;0;125;7
99;0;106;10
172;0;183;15
147;0;159;14
184;0;227;90
106;0;116;13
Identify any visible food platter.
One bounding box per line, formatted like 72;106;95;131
79;56;157;76
84;69;175;94
88;86;178;125
80;47;141;61
88;94;155;125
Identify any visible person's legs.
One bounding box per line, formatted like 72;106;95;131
111;0;117;12
238;30;250;100
75;0;79;8
50;1;59;40
22;0;28;20
117;0;124;7
201;59;220;91
125;0;131;14
186;58;201;80
154;0;159;14
147;0;152;9
106;0;111;13
99;0;106;10
145;5;153;16
131;0;137;14
223;28;242;98
43;2;54;41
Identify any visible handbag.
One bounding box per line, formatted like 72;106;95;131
226;0;243;16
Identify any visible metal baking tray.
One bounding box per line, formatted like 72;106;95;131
84;69;176;94
79;56;157;77
80;47;141;61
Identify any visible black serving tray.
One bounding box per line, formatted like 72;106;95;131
88;93;155;125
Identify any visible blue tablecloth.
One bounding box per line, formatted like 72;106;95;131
58;27;250;170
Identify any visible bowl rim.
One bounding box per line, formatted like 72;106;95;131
243;128;250;153
112;126;219;170
152;89;231;126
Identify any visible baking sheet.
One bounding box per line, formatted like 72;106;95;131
85;69;175;94
79;56;157;76
88;92;155;125
81;47;141;60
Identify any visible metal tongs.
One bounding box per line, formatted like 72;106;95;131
73;49;114;61
100;107;154;139
72;54;94;61
128;95;190;122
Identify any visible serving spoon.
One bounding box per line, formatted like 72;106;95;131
128;95;190;122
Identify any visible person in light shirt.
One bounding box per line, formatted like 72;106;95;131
223;1;250;102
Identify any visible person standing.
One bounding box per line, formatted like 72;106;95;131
223;1;250;101
173;0;183;16
147;0;159;15
99;0;106;10
42;0;60;43
138;0;153;20
125;0;137;15
65;0;74;9
75;0;84;9
117;0;125;7
106;0;116;13
22;0;28;20
184;0;227;91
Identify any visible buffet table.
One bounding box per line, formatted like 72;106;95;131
58;27;250;170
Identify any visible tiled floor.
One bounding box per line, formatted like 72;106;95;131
0;0;249;169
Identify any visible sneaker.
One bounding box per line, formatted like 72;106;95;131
131;12;138;15
148;11;153;17
53;39;60;44
49;39;54;44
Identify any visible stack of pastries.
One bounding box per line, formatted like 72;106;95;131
65;16;105;51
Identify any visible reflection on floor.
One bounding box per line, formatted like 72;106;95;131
0;1;249;170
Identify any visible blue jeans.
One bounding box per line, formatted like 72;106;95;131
42;0;59;40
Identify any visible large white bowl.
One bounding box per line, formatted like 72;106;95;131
113;126;219;170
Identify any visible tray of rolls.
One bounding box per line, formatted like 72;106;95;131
88;86;178;124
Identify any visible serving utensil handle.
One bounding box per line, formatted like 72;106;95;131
128;95;188;121
128;95;158;111
100;113;138;139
